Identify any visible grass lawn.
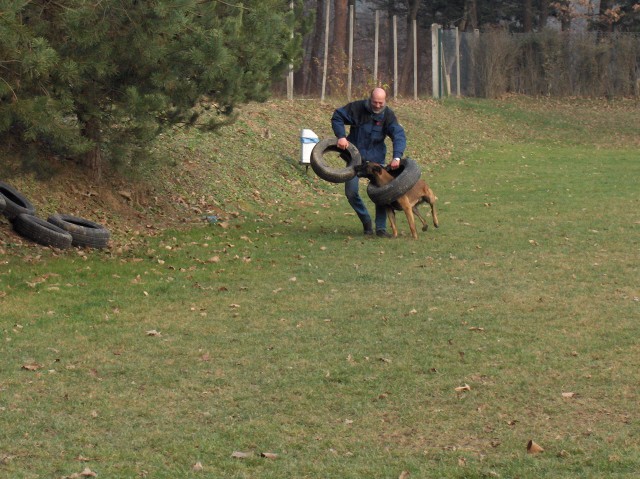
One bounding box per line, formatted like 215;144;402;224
1;97;639;478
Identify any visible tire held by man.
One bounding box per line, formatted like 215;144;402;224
366;158;422;206
310;138;362;183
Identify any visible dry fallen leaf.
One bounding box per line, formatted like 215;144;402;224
145;330;161;337
21;363;41;371
561;392;576;398
231;451;251;459
527;440;544;454
398;471;410;479
68;468;98;478
260;452;278;459
192;461;204;472
455;384;471;392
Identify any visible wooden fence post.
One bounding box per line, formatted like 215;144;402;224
413;19;418;100
320;0;330;102
393;15;398;100
432;24;441;99
347;4;354;101
374;10;379;86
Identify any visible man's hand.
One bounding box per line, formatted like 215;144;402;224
337;137;349;150
390;158;401;170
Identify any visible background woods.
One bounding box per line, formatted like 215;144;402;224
289;0;640;98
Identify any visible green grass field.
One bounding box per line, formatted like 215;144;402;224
1;97;639;478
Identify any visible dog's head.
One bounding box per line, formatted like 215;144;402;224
354;161;384;180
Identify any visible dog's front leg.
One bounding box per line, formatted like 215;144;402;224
387;207;398;238
396;197;418;239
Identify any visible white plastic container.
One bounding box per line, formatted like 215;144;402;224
300;128;319;165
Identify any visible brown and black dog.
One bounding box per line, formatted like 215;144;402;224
358;162;439;239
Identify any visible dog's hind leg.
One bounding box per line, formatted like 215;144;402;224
428;199;439;228
424;189;439;228
412;204;430;231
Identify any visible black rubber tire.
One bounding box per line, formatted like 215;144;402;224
310;138;362;183
366;158;422;206
47;214;111;249
12;213;73;249
0;181;36;220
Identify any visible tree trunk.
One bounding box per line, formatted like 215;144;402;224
555;0;572;31
305;0;326;95
329;0;348;95
386;6;394;86
539;0;549;29
399;0;419;96
523;0;533;32
461;0;478;32
598;0;614;32
82;117;103;180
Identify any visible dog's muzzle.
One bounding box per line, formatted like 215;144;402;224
354;161;371;178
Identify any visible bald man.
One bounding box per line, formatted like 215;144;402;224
331;88;407;237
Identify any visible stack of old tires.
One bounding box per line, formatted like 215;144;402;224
310;138;421;204
0;181;110;249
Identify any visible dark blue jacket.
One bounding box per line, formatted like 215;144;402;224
331;99;406;164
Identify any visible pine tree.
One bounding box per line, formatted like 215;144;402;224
0;0;305;176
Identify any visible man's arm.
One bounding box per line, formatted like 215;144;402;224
386;111;407;160
332;104;357;150
331;105;354;140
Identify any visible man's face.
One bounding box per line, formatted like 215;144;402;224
370;93;386;113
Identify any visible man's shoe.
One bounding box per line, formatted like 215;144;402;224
376;229;392;238
363;221;373;235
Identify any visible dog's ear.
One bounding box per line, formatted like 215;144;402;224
372;164;382;173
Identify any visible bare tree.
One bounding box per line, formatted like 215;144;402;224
551;1;573;31
399;0;420;95
597;0;615;32
524;0;533;32
461;0;478;32
305;0;326;95
539;0;549;29
329;0;349;94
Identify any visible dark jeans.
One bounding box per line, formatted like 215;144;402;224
344;175;387;231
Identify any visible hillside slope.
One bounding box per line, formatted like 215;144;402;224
1;96;638;253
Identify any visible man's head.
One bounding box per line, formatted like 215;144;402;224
369;87;387;114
